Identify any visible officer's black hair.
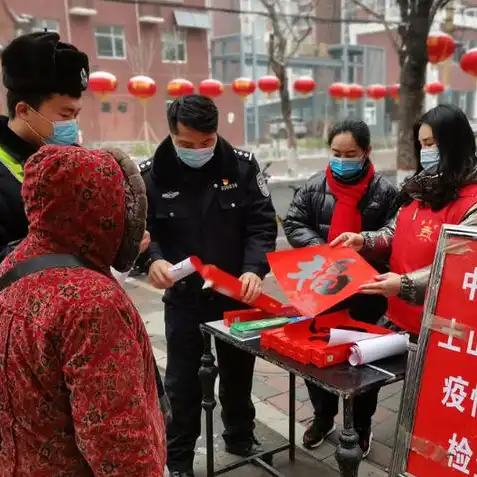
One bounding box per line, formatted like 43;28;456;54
327;119;371;151
167;94;218;134
6;90;54;118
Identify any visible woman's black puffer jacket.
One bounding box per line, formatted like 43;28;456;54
283;163;398;323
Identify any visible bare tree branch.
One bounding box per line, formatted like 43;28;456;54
347;0;402;54
429;0;451;22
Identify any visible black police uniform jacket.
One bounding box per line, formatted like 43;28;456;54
142;135;278;310
0;116;38;262
283;161;398;323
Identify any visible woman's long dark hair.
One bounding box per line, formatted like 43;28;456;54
397;104;477;211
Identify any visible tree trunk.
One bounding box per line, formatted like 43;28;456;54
396;2;433;175
271;62;299;177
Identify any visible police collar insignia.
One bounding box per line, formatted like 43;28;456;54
80;68;88;89
162;191;180;199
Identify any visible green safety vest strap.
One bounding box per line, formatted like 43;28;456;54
0;146;24;183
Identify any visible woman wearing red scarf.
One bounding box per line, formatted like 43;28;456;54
332;104;477;334
283;119;397;457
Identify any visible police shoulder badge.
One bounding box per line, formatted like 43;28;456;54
80;68;88;89
256;171;270;198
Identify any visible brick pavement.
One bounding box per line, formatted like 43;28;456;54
125;272;402;476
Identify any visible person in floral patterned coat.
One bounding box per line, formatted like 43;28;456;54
0;145;166;476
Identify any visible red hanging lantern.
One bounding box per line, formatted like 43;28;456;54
347;83;365;101
231;77;256;101
328;82;349;100
198;79;224;98
460;48;477;78
293;76;316;95
424;81;445;96
427;32;456;64
127;75;157;101
258;75;280;95
388;84;400;102
366;84;387;101
167;78;194;98
88;71;118;99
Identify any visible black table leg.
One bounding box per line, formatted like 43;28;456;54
288;373;296;462
199;332;219;477
335;396;362;477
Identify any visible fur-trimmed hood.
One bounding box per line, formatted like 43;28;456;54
19;145;146;272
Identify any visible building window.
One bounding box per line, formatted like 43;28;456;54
162;30;187;63
31;19;59;33
94;25;126;59
101;102;112;113
118;102;128;113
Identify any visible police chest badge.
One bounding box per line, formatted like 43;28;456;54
256;172;270;197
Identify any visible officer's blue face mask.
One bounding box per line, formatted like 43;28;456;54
420;148;440;171
329;156;365;178
174;141;216;169
45;120;79;146
26;107;79;146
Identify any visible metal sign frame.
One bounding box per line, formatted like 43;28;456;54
389;223;477;477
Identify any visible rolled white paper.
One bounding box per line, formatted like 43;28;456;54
327;329;383;347
111;268;131;288
168;257;199;282
348;333;410;366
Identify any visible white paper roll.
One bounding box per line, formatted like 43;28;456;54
168;257;198;282
110;268;130;288
348;333;409;366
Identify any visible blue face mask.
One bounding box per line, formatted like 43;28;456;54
174;143;216;169
329;156;364;178
420;149;440;171
44;120;79;146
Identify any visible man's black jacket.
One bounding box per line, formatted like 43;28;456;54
0;116;38;262
141;135;278;310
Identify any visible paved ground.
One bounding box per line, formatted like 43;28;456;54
125;273;402;477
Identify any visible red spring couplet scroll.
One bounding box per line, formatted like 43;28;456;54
267;244;378;317
200;265;283;314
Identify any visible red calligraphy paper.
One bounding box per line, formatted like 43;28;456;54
406;239;477;477
267;244;378;317
200;265;284;314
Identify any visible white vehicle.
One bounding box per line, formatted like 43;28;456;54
269;116;307;139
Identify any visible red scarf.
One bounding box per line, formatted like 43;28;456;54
326;163;375;242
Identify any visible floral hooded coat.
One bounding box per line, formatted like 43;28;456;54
0;146;165;476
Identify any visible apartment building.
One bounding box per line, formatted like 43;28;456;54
0;0;245;145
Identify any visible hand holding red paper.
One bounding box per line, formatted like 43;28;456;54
239;272;263;303
200;265;282;313
267;244;377;317
359;272;402;297
329;232;364;252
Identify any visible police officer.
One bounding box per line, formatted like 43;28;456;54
0;31;89;262
141;94;278;477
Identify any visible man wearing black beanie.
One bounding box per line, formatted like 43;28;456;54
0;31;90;262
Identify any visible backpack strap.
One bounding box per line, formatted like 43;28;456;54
0;254;98;293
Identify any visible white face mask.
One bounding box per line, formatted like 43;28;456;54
420;149;440;171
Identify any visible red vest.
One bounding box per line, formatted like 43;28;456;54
388;183;477;335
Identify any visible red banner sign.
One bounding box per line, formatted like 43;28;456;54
406;239;477;476
267;244;377;317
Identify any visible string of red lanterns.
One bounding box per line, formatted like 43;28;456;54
92;27;477;105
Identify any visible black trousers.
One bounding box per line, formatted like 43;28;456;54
164;303;256;472
305;382;379;430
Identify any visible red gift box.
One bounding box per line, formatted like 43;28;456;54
261;311;393;368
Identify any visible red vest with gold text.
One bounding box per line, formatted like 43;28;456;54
388;183;477;335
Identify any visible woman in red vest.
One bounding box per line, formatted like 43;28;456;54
331;104;477;335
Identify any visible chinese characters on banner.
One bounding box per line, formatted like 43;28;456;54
406;239;477;477
267;245;378;317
